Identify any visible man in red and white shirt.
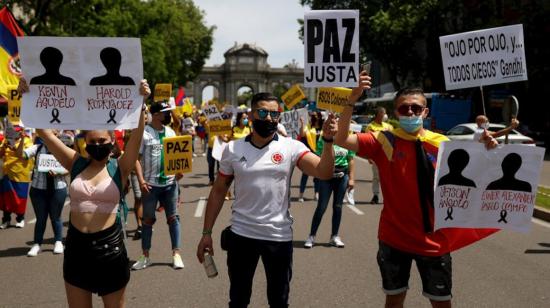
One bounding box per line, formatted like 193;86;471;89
197;92;337;307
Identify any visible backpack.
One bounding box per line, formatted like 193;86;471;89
70;156;129;225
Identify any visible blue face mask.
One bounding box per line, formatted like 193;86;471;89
399;115;423;133
242;118;249;126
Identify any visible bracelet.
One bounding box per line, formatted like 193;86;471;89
202;229;212;235
322;136;334;143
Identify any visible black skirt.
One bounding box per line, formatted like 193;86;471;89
63;222;130;296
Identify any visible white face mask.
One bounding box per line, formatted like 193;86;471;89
481;122;489;129
382;114;388;122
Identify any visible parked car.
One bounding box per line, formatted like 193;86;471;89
446;123;535;145
351;115;372;132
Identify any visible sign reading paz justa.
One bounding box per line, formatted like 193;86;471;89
163;135;192;175
37;154;68;174
434;142;545;233
304;10;359;88
316;87;352;113
439;24;527;90
281;85;306;109
6;85;21;125
17;37;143;130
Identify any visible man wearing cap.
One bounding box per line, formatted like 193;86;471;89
132;101;185;270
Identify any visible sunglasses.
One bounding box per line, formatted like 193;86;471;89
256;109;281;120
397;104;425;116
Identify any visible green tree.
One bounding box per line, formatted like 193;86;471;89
6;0;214;87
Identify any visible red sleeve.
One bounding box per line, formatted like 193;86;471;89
356;132;379;159
296;150;311;167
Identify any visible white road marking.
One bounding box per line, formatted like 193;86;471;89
532;217;550;229
28;218;36;224
346;204;364;215
195;197;207;217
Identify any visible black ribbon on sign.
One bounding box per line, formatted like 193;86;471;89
498;209;508;223
107;109;117;124
444;207;454;221
50;108;61;124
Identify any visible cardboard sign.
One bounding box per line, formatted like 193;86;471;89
279;108;309;137
281;85;306;109
304;10;359;87
203;105;223;121
208;119;232;136
212;136;227;162
37;153;68;174
163;135;192;175
439;24;527;90
6;85;21;125
154;83;172;102
434;142;545;233
316;87;352;113
2;117;18;147
17;37;143;130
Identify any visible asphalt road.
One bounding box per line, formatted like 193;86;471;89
1;153;549;307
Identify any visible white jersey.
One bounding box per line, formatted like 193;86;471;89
219;134;310;241
140;125;177;186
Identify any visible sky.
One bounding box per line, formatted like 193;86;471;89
194;0;309;68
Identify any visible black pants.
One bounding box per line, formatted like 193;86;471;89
207;147;219;182
227;230;293;308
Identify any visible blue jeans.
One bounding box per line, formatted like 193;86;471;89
299;173;319;194
207;147;219;182
309;174;348;237
29;187;67;244
141;183;180;251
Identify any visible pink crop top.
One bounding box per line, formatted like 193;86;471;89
70;174;120;214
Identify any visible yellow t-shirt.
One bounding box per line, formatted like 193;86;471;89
367;121;393;132
2;138;34;182
232;126;251;140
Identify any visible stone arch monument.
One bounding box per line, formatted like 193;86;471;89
190;42;313;106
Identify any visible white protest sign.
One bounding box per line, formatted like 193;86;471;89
181;117;194;134
203;104;223;121
37;154;68;174
212;136;227;162
18;37;143;130
439;24;527;90
2;117;18;147
350;123;363;133
304;10;359;88
434;142;545;233
279;108;309;137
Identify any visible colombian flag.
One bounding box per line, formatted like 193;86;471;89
0;7;24;98
176;86;193;116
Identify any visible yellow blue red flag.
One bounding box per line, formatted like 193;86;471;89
0;7;24;98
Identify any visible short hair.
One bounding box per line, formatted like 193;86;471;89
251;92;279;109
475;115;488;125
394;87;426;106
376;107;386;114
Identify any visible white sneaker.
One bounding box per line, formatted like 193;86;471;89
53;241;64;254
192;153;197;157
27;244;41;257
0;221;9;229
347;189;355;205
173;253;184;269
304;235;315;249
132;255;151;270
15;220;25;228
330;235;345;248
298;197;304;203
314;193;319;201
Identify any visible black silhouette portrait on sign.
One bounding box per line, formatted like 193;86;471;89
30;47;76;86
90;47;135;86
438;149;476;187
486;153;532;192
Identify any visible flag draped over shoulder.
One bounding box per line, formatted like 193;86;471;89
0;7;24;98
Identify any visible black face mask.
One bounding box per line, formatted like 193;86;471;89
253;119;278;138
161;113;171;125
86;143;113;161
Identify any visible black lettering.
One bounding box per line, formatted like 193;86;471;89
307;19;323;63
341;18;355;62
323;19;341;62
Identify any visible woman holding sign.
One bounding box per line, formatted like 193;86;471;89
18;78;150;308
16;130;68;257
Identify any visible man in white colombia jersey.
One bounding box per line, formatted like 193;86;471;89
197;92;337;307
